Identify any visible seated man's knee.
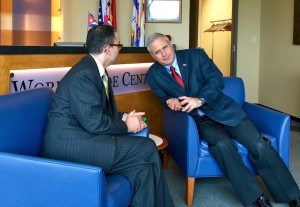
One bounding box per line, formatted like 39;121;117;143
143;137;159;154
253;140;272;153
212;139;237;153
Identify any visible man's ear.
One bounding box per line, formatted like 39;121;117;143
103;45;110;55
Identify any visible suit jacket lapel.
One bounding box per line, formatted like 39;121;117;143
176;53;189;92
155;63;186;94
88;56;116;117
104;69;115;116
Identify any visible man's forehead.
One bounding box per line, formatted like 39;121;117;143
151;41;168;52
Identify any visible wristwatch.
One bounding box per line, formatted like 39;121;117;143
199;98;206;104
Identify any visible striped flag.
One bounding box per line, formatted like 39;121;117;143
98;0;117;28
131;0;145;47
88;13;98;30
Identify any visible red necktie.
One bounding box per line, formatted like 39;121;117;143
170;66;184;88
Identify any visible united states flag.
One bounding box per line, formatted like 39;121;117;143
98;0;117;28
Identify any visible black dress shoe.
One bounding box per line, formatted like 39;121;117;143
289;197;300;207
255;194;273;207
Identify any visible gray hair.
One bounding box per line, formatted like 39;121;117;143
146;33;170;53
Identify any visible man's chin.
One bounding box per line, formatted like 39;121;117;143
160;61;172;66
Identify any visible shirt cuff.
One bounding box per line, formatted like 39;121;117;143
122;113;128;121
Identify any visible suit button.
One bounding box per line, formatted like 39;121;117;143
112;136;115;140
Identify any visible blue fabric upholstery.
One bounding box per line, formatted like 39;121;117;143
106;175;132;207
0;87;149;207
163;77;290;204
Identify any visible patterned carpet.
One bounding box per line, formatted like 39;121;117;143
165;121;300;207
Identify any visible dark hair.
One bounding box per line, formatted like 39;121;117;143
86;25;116;54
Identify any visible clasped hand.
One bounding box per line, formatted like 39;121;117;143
124;110;147;133
166;96;203;113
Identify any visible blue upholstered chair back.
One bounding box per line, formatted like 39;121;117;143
222;77;245;106
0;87;54;156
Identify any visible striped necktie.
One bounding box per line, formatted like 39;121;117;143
102;73;109;99
170;66;184;88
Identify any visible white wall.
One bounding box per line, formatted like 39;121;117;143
60;0;98;42
117;0;190;49
259;0;300;117
61;0;190;49
237;0;300;118
236;0;261;103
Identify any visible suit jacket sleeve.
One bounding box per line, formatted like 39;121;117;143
146;49;225;109
68;69;128;135
191;49;225;108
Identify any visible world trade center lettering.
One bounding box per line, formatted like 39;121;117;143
10;63;152;95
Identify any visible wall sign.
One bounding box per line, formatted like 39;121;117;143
10;63;153;95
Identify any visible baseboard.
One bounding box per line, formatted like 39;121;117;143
256;104;300;123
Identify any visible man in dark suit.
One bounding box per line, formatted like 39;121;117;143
42;26;174;207
145;33;300;207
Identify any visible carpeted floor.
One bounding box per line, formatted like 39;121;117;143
165;120;300;207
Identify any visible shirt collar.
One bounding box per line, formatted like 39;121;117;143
90;54;106;77
164;56;181;75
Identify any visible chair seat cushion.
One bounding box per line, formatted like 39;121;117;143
106;175;132;207
199;133;278;157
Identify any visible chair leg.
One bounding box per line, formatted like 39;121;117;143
186;177;195;206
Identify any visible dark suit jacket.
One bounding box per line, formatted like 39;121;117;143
42;54;128;172
146;48;247;127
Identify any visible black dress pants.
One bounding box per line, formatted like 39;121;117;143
108;135;174;207
197;117;300;206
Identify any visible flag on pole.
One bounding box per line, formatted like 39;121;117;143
131;0;145;47
98;0;117;28
88;13;98;30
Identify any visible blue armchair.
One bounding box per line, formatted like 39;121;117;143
0;87;149;207
163;77;290;205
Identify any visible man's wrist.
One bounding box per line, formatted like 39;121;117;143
198;98;206;105
122;113;128;121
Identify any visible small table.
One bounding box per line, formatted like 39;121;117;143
149;134;168;169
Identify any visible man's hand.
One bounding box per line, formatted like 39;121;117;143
125;110;147;133
166;98;182;111
178;96;203;113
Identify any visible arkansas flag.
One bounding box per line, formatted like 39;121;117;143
98;0;117;28
88;13;98;30
131;0;145;47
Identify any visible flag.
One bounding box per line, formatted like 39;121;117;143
98;0;117;28
88;13;98;30
131;0;145;47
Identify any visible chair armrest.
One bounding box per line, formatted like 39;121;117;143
242;102;290;166
163;108;200;175
0;153;106;207
129;126;149;137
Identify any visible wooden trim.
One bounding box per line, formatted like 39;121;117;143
186;177;195;206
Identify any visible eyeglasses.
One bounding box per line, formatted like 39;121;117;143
109;43;123;49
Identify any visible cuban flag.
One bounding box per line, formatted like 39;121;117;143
131;0;145;47
88;13;98;30
98;0;117;28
